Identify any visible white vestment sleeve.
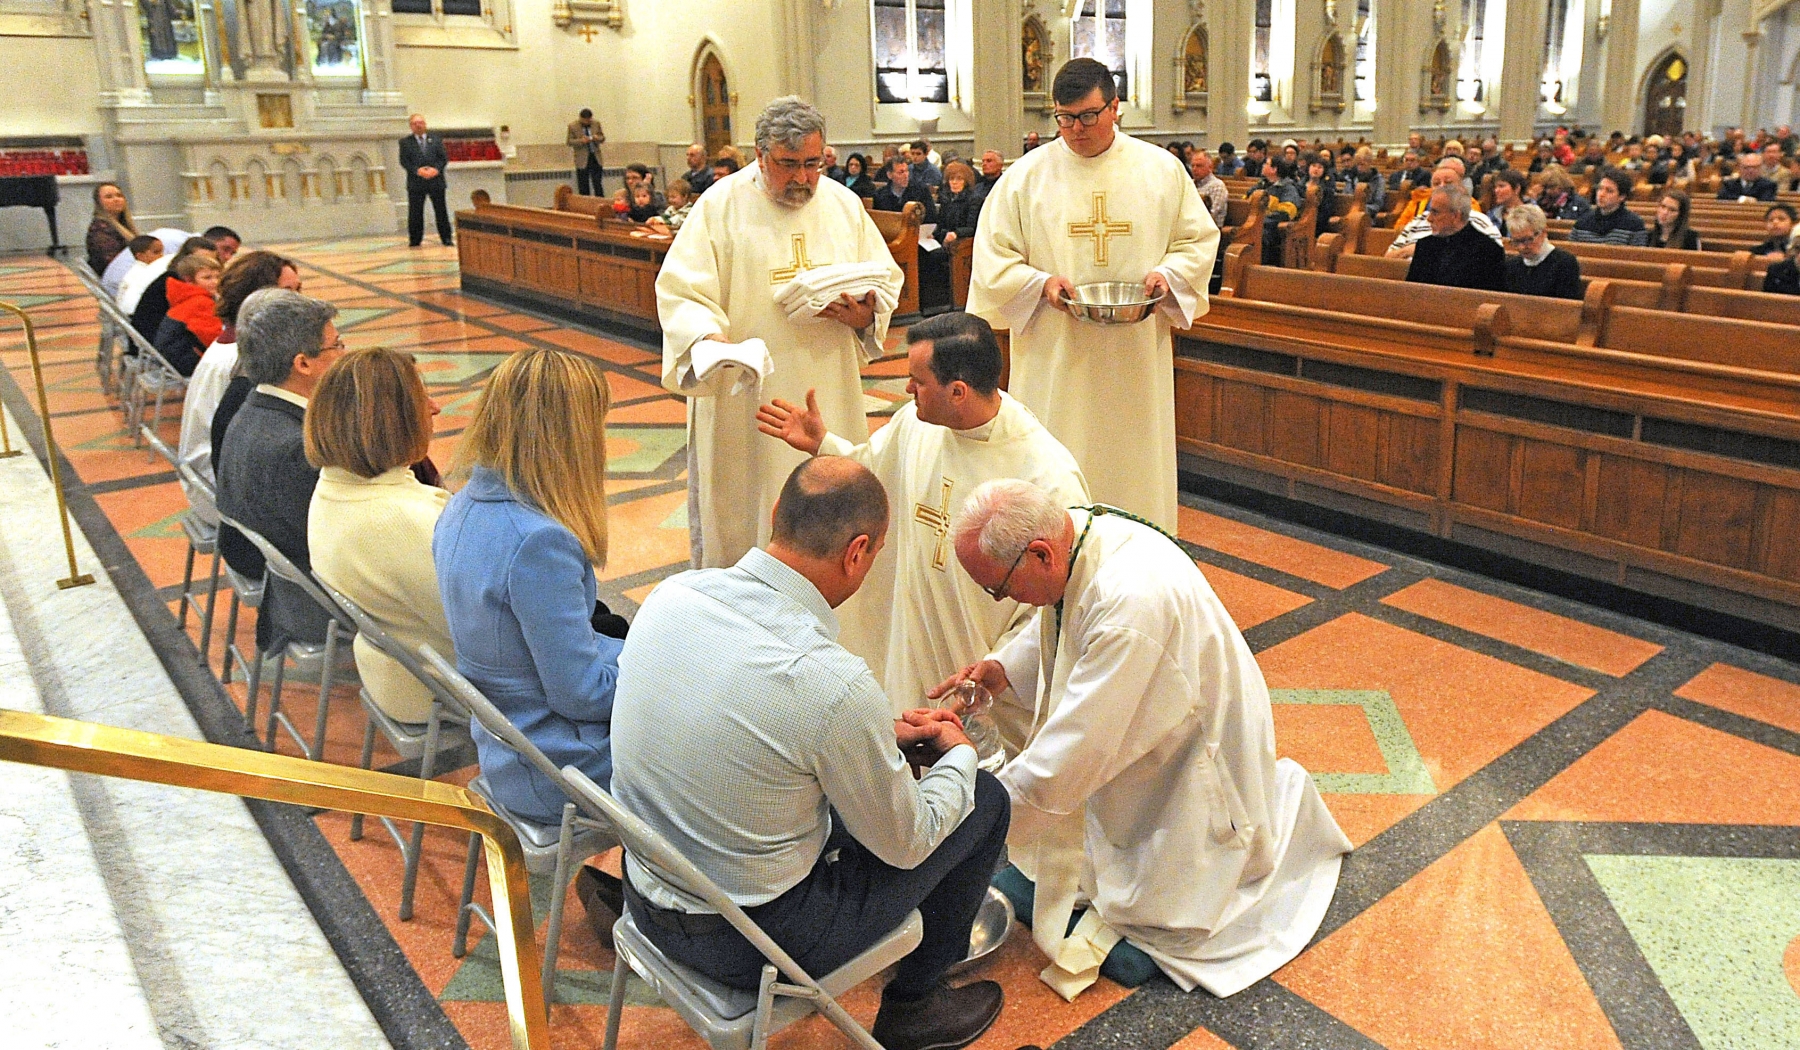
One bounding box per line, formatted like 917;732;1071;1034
998;625;1194;842
855;208;904;362
1148;170;1219;329
968;173;1053;333
655;199;734;396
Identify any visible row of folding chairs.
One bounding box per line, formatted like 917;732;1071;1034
67;258;188;445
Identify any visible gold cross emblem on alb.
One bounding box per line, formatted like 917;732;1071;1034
1068;192;1132;266
769;233;815;285
914;478;955;570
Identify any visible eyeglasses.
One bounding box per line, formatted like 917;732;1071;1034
319;338;346;354
1052;106;1109;128
983;543;1031;601
768;157;825;173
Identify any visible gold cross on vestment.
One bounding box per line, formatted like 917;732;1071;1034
1068;192;1132;266
769;233;816;285
914;477;956;570
577;26;598;42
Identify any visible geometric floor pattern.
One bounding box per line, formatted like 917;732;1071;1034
3;239;1799;1050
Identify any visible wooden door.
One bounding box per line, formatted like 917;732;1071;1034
1643;52;1687;139
700;54;732;159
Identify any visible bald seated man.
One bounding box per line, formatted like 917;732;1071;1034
611;457;1010;1050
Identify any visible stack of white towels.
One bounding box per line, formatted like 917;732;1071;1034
775;261;900;324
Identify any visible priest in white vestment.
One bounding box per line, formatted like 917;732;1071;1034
657;97;904;567
967;58;1218;532
756;312;1089;713
937;479;1352;1000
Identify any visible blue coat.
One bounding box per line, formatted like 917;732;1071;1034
434;466;624;824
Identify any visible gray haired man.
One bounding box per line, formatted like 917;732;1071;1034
214;288;344;649
655;96;905;568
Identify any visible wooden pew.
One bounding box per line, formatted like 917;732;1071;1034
950;235;974;309
1180;258;1800;632
554;184;610;218
456;190;671;331
867;201;924;318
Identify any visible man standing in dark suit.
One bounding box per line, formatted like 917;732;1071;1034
400;113;453;247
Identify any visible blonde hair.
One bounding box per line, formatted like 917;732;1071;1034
173;252;222;282
305;347;434;478
453;347;611;566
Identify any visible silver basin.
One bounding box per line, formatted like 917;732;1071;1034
1062;281;1163;325
947;886;1016;975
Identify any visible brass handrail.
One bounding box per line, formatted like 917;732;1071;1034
0;707;547;1049
0;300;94;587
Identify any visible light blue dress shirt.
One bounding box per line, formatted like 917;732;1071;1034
434;466;624;825
612;548;977;911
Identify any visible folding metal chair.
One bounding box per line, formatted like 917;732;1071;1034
218;515;357;761
317;581;474;921
415;644;618;1007
139;426;224;663
558;767;921;1050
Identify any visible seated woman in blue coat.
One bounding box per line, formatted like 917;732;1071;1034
434;346;621;826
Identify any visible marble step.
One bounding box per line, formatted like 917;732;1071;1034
0;405;393;1050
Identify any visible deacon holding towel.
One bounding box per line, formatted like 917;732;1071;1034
657;96;903;567
968;58;1218;531
938;479;1352;1001
756;313;1089;713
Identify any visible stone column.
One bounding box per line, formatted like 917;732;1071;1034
1601;0;1642;134
1498;0;1544;142
969;0;1023;156
360;0;403;104
1208;0;1249;147
89;0;151;104
778;0;819;101
1741;28;1764;128
1368;0;1413;145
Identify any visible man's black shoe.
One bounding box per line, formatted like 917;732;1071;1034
575;866;624;950
870;979;1003;1050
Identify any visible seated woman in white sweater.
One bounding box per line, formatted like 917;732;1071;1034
304;346;452;725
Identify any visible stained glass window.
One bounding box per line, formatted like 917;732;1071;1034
1070;0;1127;99
873;0;949;104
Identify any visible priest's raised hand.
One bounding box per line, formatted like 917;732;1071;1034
755;387;827;455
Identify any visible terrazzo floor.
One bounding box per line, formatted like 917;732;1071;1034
3;239;1798;1050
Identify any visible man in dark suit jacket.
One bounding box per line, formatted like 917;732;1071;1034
872;158;938;224
215;289;345;649
400;113;453;247
1405;184;1507;292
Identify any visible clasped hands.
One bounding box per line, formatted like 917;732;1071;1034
896;708;973;773
1043;270;1170;313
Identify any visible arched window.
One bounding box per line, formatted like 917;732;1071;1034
1250;0;1294;109
1456;0;1487;104
873;0;950;103
1353;0;1374;107
1252;0;1274;102
1540;0;1582;111
1070;0;1127;99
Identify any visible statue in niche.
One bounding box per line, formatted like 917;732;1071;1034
1429;43;1451;98
1183;30;1207;94
1022;19;1046;92
142;0;180;60
1320;41;1342;96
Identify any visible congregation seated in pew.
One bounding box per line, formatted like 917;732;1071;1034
1646;188;1702;250
1570;168;1647;245
1751;203;1795;260
1405;182;1507;292
1504;203;1584;300
875;155;939;223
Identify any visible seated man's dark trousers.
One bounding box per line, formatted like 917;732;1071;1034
625;771;1010;997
